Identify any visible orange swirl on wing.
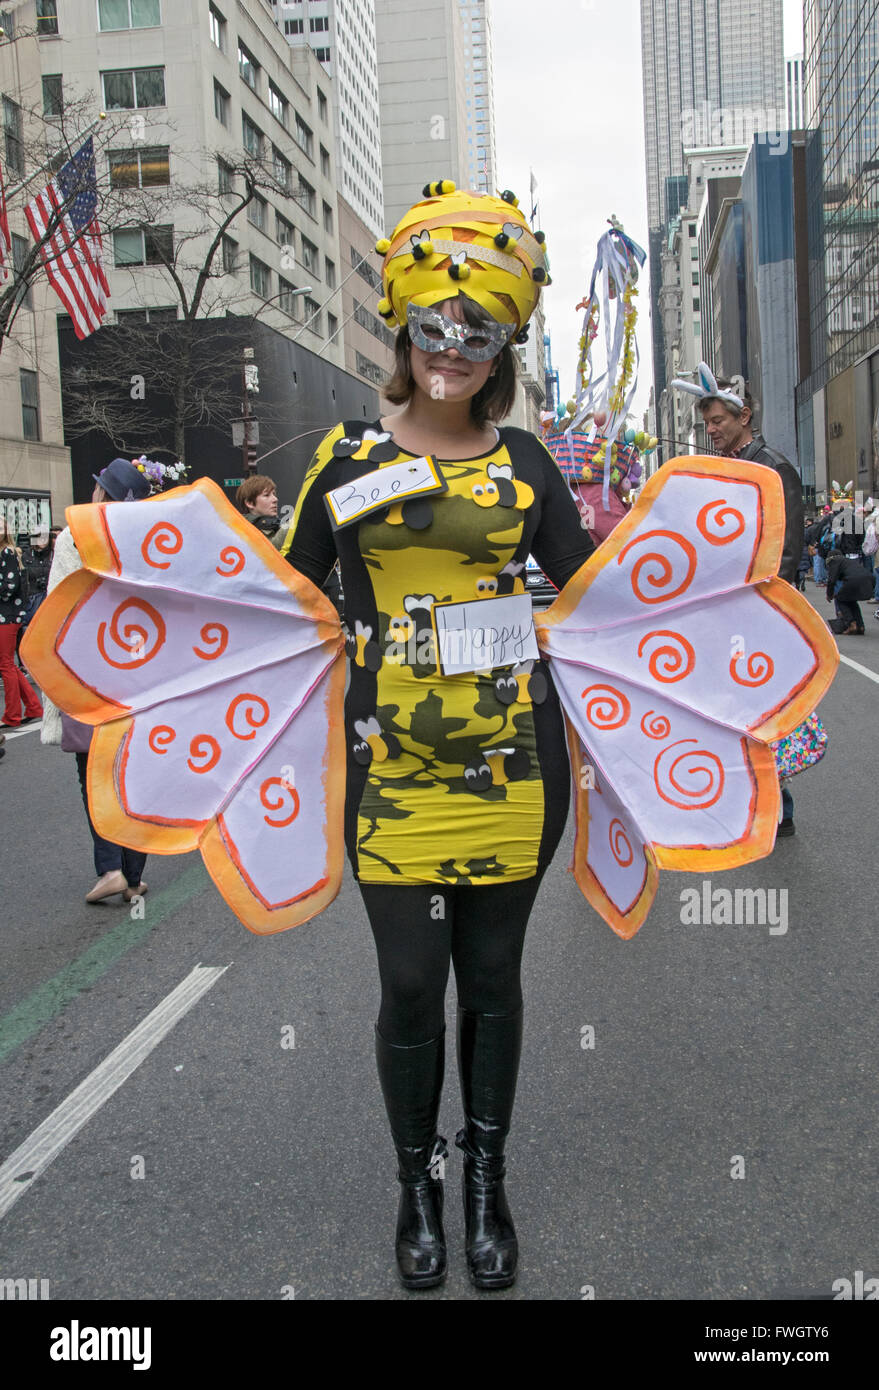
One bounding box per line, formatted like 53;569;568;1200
187;734;220;773
216;546;245;577
96;598;166;669
193;623;229;660
696;499;746;546
636;630;695;682
148;725;176;754
653;738;724;810
730;651;774;687
260;777;301;827
609;818;634;867
640;710;671;739
141;522;183;569
580;684;631;729
225;693;270;740
617;530;697;604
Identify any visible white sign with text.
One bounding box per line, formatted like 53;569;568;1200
432;593;538;675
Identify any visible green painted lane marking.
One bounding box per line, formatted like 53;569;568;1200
0;861;211;1066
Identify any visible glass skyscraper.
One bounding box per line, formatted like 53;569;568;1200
796;0;879;496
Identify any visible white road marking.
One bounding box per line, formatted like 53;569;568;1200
1;721;43;740
837;653;879;686
0;964;230;1220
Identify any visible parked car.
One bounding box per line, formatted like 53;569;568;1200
525;554;557;608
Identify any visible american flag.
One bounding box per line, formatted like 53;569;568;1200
24;137;110;338
0;155;10;282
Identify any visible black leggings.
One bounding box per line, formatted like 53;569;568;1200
358;875;546;1046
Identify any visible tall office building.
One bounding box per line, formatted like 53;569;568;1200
271;0;384;235
796;0;879;500
639;0;784;434
457;0;497;196
375;0;469;229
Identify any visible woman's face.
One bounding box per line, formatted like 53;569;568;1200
251;488;278;518
408;298;499;406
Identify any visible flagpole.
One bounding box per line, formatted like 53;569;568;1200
2;112;107;202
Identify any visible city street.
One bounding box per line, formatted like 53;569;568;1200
0;581;876;1303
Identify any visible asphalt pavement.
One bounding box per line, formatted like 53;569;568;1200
0;578;876;1301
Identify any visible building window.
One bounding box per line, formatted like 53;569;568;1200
113;224;173;266
217;157;233;194
98;0;160;27
298;175;316;218
246;193;267;233
303;296;321;333
35;0;59;34
20;370;40;440
272;146;292;192
276;212;294;247
209;3;225;50
688;223;696;237
242;113;263;157
301;236;318;273
310;15;329;31
102;67;166;109
2;97;24;176
294;114;313;158
214;81;229;127
356;350;386;386
278;276;299;316
42;74;63;116
222;235;238;273
320;144;331;178
351;244;381;291
691;272;699;285
108;146;170;187
250;254;270;297
284;18;304;35
117;305;176;324
313;47;331;63
693;297;700;312
11;234;31;311
268;81;289;129
327;311;339;340
322;201;334;234
317;88;328;122
238;43;259;91
324;256;336;288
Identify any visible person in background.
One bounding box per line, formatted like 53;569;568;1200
41;460;152;903
235;475;286;549
0;516;44;729
824;549;871;635
806;510;830;585
698;380;804;836
16;527;53;668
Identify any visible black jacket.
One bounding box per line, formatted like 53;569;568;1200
825;552;872;603
736;434;804;585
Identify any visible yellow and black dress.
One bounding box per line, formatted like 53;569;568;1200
282;421;594;886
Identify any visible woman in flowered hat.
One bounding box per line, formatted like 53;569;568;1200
281;182;594;1291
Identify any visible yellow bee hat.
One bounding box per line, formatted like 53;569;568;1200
374;180;550;335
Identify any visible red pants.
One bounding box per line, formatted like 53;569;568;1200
0;623;42;726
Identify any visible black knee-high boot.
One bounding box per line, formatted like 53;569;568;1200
455;1005;523;1290
374;1026;447;1290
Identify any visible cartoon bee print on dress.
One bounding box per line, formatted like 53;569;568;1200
345;619;382;672
496;560;526;596
463;746;531;791
352;717;402;766
403;594;438;676
474;575;498;597
492;660;548;707
470;463;534;510
382;497;434;529
331;428;397;464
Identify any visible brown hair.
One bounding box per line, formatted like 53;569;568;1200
383;294;519;427
236;475;276;511
697;379;756;419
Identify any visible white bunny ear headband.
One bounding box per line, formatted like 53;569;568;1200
671;362;744;410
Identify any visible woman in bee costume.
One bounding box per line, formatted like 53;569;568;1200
281;181;594;1290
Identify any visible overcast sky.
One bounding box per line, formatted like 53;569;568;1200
492;0;805;423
